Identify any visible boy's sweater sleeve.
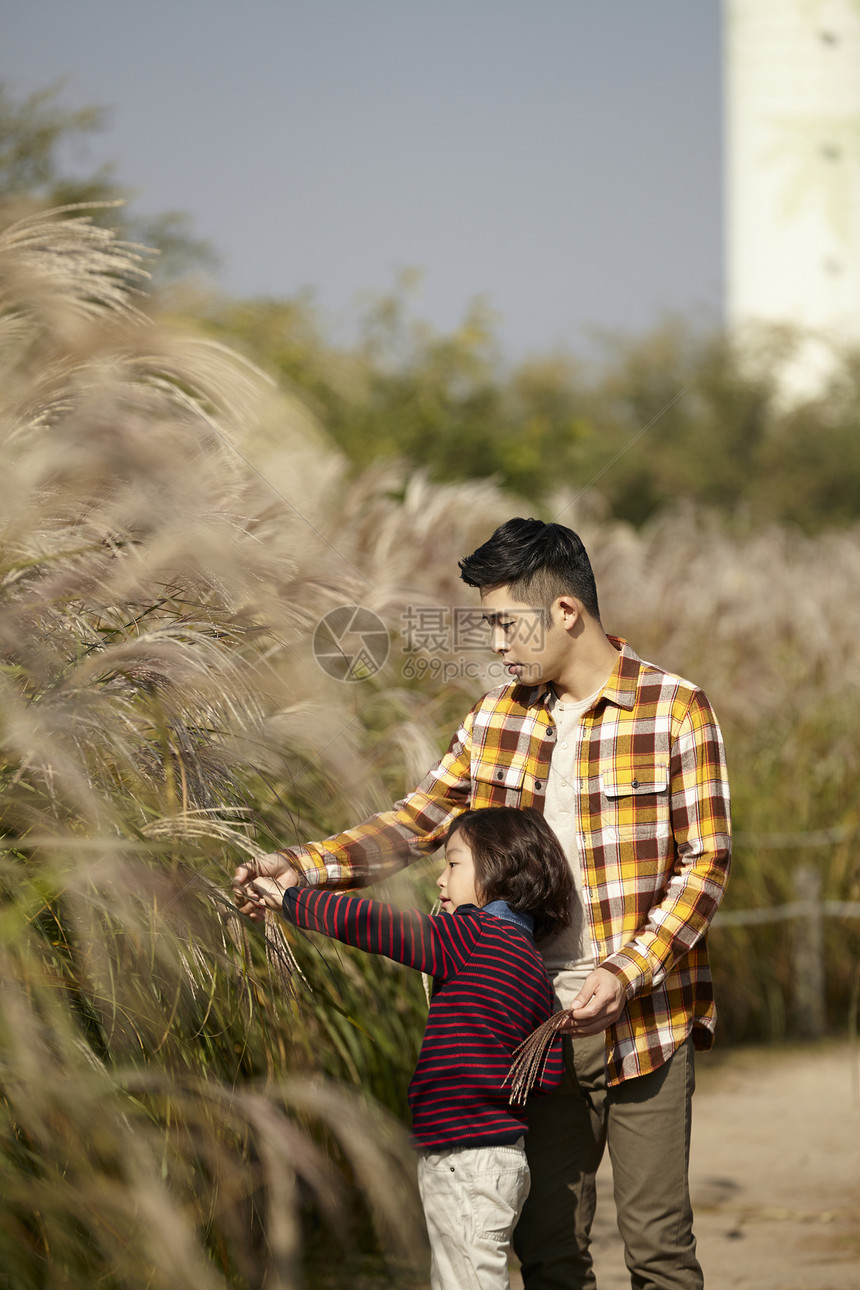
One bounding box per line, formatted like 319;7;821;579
282;888;480;980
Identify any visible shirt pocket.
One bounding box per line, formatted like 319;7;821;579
472;753;538;808
599;762;671;842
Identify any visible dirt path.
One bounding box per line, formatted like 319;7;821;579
512;1041;860;1289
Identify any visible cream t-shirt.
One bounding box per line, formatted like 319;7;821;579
540;685;603;1010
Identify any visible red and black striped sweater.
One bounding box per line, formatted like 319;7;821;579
282;888;563;1150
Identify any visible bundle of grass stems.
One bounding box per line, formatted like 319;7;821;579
505;1012;570;1106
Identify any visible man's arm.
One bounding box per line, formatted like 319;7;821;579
233;706;476;915
572;689;731;1023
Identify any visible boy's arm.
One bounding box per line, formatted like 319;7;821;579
281;888;478;979
573;689;731;1027
234;706;476;908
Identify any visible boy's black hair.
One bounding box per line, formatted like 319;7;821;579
458;517;601;622
447;806;572;940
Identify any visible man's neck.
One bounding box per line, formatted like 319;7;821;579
551;632;619;704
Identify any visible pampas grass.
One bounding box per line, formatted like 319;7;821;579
0;206;432;1288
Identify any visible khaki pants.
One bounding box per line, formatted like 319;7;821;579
513;1033;702;1290
417;1138;530;1290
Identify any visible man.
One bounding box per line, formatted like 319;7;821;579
235;517;731;1289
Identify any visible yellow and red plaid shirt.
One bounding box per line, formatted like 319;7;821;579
284;637;731;1085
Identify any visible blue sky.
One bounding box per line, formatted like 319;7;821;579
4;1;722;361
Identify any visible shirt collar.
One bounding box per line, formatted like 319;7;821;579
480;900;535;936
506;636;643;714
599;636;642;711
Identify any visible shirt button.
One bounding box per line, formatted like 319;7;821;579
631;779;639;788
496;771;504;780
534;781;543;790
561;741;569;749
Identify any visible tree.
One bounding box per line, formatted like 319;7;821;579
0;80;216;283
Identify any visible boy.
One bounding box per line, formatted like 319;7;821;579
248;807;573;1290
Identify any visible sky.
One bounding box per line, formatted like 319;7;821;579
3;1;723;363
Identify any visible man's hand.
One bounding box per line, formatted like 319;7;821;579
248;874;296;912
233;852;301;921
558;967;627;1036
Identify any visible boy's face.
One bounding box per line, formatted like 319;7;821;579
480;585;574;687
437;832;482;912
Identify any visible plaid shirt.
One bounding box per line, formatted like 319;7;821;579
283;637;731;1085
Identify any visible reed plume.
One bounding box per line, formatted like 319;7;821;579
0;206;429;1288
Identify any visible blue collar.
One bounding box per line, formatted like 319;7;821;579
480;900;535;936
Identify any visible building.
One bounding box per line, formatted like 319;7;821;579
725;0;860;392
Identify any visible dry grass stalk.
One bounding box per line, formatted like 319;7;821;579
0;206;438;1286
505;1012;569;1106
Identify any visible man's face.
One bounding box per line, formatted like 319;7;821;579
480;585;572;687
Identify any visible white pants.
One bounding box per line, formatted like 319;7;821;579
416;1138;530;1290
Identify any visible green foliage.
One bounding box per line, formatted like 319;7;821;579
209;285;860;533
0;80;216;283
204;286;592;501
0;81;108;197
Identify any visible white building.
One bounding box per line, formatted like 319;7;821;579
725;0;860;391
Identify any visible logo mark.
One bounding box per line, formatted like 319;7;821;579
313;605;390;681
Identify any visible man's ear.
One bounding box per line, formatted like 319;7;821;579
555;595;581;629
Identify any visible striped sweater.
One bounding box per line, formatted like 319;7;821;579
281;888;563;1150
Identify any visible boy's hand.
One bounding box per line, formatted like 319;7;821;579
557;967;626;1035
233;853;301;921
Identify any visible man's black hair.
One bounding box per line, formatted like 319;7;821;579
458;517;601;621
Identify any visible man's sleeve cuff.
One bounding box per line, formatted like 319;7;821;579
276;849;320;887
600;949;653;1000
